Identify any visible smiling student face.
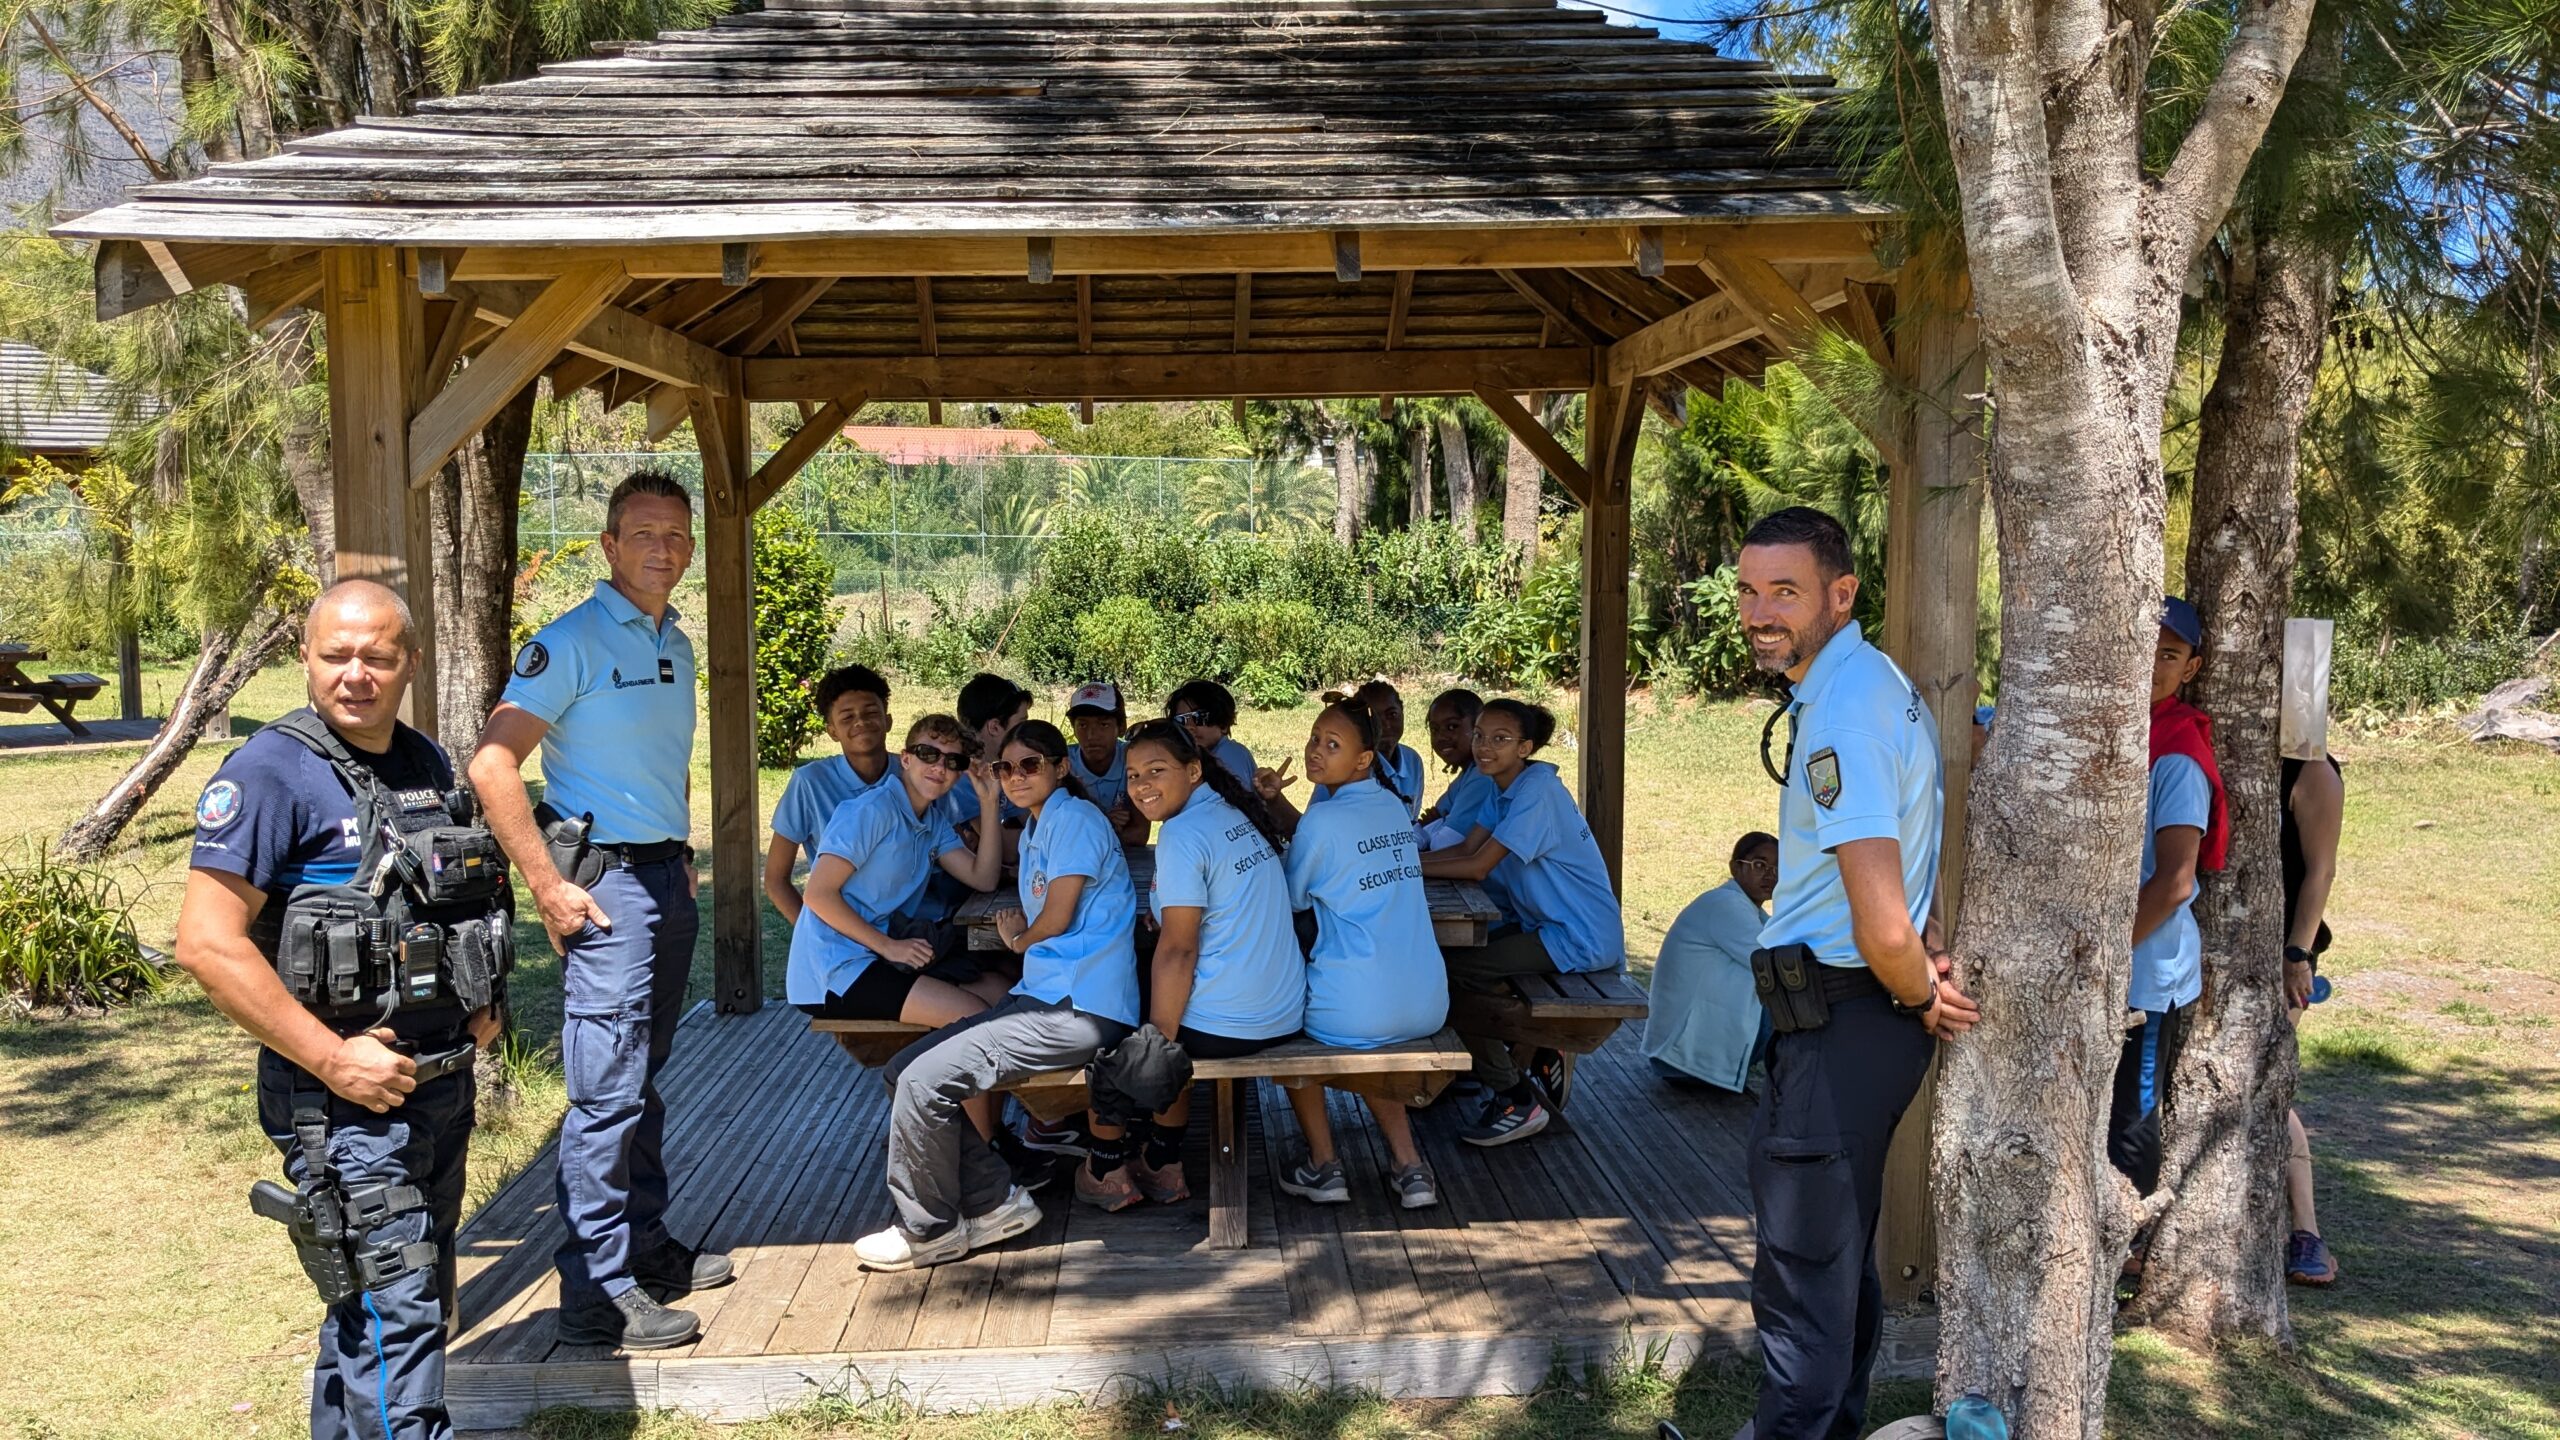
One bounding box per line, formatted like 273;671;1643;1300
1302;709;1374;790
827;690;890;756
899;730;968;804
997;740;1066;811
1473;711;1534;780
1122;737;1199;823
1428;700;1475;770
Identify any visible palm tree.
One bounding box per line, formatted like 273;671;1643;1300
1185;455;1335;536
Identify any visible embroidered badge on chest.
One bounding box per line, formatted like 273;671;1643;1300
1806;748;1842;809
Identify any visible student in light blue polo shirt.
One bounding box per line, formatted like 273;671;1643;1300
764;664;900;926
1167;679;1256;790
1272;698;1450;1212
854;719;1139;1275
1728;507;1978;1440
469;470;722;1351
1643;832;1779;1093
1104;718;1301;1207
1421;698;1623;1146
1281;680;1429;830
1065;680;1150;845
2109;598;2225;1195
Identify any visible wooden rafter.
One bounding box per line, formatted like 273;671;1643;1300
745;391;867;513
1695;243;1828;358
1473;386;1591;505
741;346;1595;404
1386;270;1414;351
1233;272;1253;352
915;276;939;355
548;277;739;395
739;277;833;356
468;278;732;395
413;262;625;486
1601;291;1753;386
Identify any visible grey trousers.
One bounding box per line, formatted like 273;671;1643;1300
880;996;1130;1238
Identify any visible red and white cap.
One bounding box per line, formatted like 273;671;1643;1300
1065;681;1122;716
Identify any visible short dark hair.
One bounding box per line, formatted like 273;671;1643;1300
605;468;693;536
1731;831;1778;864
815;664;889;718
957;672;1033;732
1742;505;1854;582
1167;679;1238;730
1479;697;1557;750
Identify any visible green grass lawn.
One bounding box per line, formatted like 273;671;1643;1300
2;670;2555;1439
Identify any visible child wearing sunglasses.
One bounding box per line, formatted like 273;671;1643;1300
788;714;1009;1037
1166;679;1256;792
854;720;1142;1273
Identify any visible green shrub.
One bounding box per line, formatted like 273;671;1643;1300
1444;557;1583;687
747;507;839;767
1074;595;1169;689
1198;597;1327;684
1233;660;1304;711
2331;629;2535;713
1670;566;1756;695
0;848;160;1010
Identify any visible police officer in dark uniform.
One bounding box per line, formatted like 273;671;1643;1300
470;469;732;1350
177;580;506;1440
1732;508;1980;1440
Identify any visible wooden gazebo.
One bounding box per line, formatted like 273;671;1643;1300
60;0;1987;1357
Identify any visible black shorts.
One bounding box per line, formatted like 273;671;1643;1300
1176;1025;1297;1061
796;959;923;1022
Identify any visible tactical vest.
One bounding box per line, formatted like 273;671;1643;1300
259;709;515;1023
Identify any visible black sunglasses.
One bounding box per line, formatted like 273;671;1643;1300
1171;710;1212;728
905;742;970;774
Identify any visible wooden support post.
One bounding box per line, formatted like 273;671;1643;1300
1577;380;1642;892
1874;277;1985;1306
692;373;762;1015
322;247;436;734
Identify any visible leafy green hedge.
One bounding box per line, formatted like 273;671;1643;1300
750;506;839;767
2330;628;2538;714
1;848;160;1010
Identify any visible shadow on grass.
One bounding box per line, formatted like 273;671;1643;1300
2110;1035;2560;1438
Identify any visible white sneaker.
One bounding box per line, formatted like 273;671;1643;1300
964;1186;1043;1251
853;1222;969;1272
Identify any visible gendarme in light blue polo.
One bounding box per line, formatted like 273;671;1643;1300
502;579;696;845
1760;620;1942;969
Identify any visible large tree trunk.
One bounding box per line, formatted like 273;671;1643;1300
1405;422;1432;529
1503;393;1542;559
1330;416;1361;547
56;575;302;862
1926;1;2317;1434
431;382;534;755
1436;410;1478;542
2131;7;2343;1344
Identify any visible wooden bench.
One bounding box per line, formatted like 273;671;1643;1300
808;1017;1473;1248
951;861;1502;951
1447;968;1648;1107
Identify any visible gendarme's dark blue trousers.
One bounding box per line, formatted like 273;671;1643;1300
1747;991;1934;1440
553;855;698;1304
258;1039;474;1440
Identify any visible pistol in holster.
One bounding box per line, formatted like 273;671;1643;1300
533;802;606;889
248;1100;437;1306
1751;943;1833;1034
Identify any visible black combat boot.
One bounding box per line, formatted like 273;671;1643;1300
631;1237;736;1299
555;1287;701;1350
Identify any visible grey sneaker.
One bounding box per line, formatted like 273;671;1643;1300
1277;1155;1350;1205
1459;1092;1551;1147
1391;1162;1440;1210
964;1186;1043;1252
853;1222;969;1272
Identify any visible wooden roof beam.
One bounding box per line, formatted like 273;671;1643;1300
414;262;626;486
745;391;867;512
741;346;1593;404
1473;386;1591;505
1386;270;1414;350
546;276;741;396
467;278;733;395
1602;291;1755;385
1234;272;1253;352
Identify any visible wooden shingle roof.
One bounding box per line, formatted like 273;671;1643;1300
57;0;1873;248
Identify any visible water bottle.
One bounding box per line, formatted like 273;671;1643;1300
1945;1395;2011;1440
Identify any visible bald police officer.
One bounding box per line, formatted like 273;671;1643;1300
177;580;504;1440
469;469;734;1350
1733;508;1979;1440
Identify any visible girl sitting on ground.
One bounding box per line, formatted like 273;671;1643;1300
1166;679;1257;791
852;719;1142;1273
1420;698;1625;1146
1085;719;1303;1209
1272;697;1450;1211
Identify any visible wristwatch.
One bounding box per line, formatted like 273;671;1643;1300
2284;945;2318;973
1892;977;1939;1019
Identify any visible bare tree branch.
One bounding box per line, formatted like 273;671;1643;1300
2153;0;2319;266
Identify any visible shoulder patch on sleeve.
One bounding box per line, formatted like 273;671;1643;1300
513;641;549;679
196;779;243;830
1806;748;1842;809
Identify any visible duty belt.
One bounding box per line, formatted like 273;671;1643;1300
1815;965;1890;1004
596;838;689;867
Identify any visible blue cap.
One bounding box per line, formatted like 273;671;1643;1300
2161;597;2205;652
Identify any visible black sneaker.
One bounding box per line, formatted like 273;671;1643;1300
631;1237;734;1299
1015;1112;1092;1158
1459;1093;1551;1147
1528;1048;1572;1110
556;1287;701;1350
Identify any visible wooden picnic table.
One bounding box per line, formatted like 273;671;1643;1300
0;644;105;738
951;845;1503;951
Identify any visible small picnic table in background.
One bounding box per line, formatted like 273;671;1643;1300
0;644;107;738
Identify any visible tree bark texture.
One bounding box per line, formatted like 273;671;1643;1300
1927;0;2317;1434
430;382;534;756
1330;415;1362;547
1406;422;1432;529
1502;392;1541;558
1436;410;1478;543
2133;8;2343;1341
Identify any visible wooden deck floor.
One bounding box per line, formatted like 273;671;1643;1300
448;1000;1780;1427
